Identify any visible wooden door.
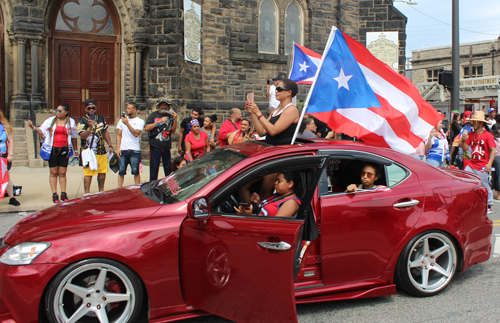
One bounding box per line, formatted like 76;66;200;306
54;40;115;123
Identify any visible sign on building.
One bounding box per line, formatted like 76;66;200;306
184;0;201;64
366;32;399;71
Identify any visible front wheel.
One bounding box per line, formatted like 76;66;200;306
395;231;458;297
45;258;143;323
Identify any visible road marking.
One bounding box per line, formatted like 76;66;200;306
494;234;500;257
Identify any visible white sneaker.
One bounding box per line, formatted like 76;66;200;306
487;206;493;214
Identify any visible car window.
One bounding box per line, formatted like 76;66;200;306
322;158;388;195
386;163;408;187
152;149;247;203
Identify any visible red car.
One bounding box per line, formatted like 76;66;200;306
0;140;492;323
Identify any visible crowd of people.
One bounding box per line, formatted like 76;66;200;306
415;107;500;214
5;74;499;217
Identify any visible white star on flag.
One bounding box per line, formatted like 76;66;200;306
334;68;353;90
299;61;310;73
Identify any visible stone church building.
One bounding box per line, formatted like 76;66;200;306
0;0;407;126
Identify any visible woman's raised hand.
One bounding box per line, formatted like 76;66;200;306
250;192;261;205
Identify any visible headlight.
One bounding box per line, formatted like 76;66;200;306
0;242;51;265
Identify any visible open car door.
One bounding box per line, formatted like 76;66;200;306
179;155;329;323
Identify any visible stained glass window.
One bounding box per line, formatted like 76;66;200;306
55;0;115;34
285;0;302;55
258;0;278;54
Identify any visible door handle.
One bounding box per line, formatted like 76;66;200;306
257;241;291;251
393;199;420;208
81;89;85;102
86;89;89;100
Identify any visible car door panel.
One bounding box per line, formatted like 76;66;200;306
320;174;424;285
180;216;301;323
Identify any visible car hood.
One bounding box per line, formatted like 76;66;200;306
3;185;163;245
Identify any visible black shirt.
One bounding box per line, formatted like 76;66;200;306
265;113;297;146
146;111;174;150
77;114;108;155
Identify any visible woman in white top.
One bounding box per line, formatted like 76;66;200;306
29;104;78;204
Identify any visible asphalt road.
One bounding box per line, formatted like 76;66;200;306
1;206;499;323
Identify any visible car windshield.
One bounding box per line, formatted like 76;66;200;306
150;149;247;204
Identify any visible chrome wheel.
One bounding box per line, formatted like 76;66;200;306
46;259;143;323
396;231;458;296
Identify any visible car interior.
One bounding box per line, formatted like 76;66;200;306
319;156;409;195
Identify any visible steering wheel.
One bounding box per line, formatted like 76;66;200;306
224;194;240;212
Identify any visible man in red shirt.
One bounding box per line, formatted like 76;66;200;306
460;110;495;213
219;108;242;147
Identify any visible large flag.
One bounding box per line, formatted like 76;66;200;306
0;157;8;199
303;28;443;154
289;43;322;84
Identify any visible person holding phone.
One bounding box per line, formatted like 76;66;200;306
116;102;145;187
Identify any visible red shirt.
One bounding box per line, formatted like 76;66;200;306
465;130;496;170
185;131;208;157
218;119;241;147
52;126;68;148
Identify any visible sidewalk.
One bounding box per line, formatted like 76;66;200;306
1;164;152;214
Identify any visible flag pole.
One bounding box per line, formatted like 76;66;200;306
291;26;338;145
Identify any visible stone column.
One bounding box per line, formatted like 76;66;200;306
127;45;136;100
31;38;44;103
134;44;147;103
11;36;28;101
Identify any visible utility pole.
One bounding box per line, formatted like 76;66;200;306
451;0;460;112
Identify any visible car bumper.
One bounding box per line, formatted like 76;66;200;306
0;263;66;323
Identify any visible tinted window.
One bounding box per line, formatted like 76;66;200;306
386;163;408;187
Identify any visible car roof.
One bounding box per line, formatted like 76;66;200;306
226;139;399;159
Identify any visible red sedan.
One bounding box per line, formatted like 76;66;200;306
0;140;492;323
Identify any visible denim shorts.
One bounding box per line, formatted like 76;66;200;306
119;150;141;175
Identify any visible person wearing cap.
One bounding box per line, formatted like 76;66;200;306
266;77;280;109
77;98;114;194
460;110;496;214
144;97;177;181
116;102;145;187
487;107;497;129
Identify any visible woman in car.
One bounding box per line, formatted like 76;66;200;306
234;172;300;217
346;163;387;192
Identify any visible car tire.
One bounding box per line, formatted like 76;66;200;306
45;258;144;323
395;230;458;297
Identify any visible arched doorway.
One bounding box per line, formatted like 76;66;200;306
49;0;120;124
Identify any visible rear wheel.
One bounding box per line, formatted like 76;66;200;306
45;258;143;323
395;231;458;297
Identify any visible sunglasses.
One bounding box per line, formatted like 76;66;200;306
55;109;65;113
360;171;375;178
86;106;96;111
275;87;290;92
471;120;481;124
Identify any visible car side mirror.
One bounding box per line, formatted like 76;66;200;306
188;197;210;220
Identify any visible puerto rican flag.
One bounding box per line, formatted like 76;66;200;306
289;43;322;85
0;157;8;199
304;28;443;154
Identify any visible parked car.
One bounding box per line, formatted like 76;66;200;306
0;140;492;323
